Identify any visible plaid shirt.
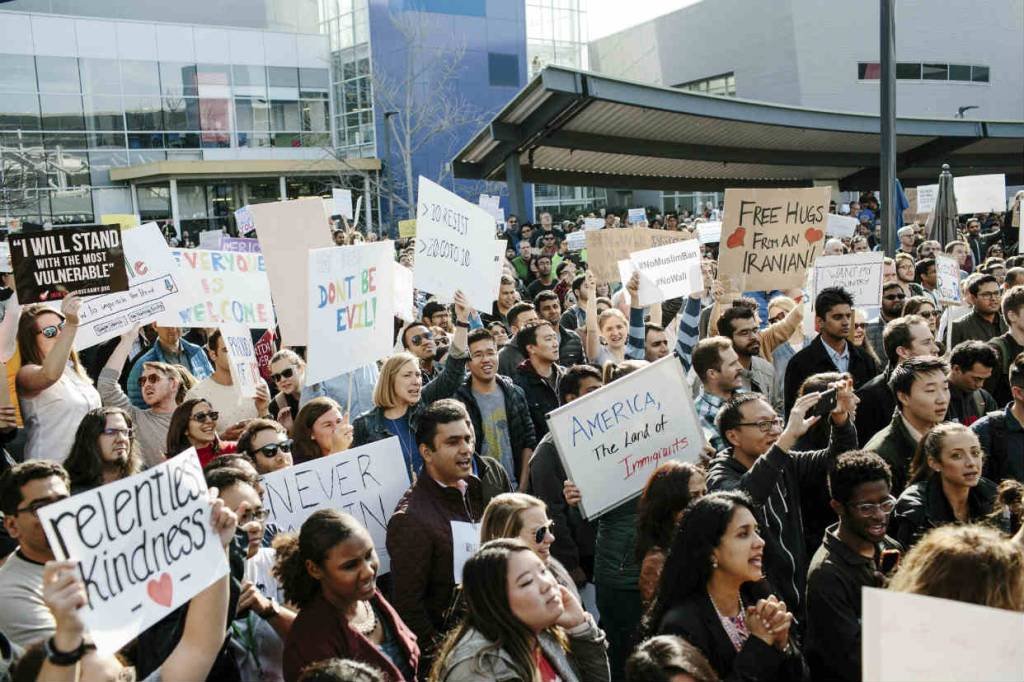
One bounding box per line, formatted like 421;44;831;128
695;390;726;452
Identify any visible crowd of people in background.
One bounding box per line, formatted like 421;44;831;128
0;187;1020;682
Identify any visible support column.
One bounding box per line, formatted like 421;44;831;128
278;176;287;200
880;0;897;256
168;178;181;239
362;172;373;234
504;155;526;221
129;183;139;216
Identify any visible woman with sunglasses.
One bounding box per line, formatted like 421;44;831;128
292;397;354;464
63;406;143;493
480;493;581;602
166;397;236;466
269;349;306;431
847;309;882;369
16;295;101;462
238;417;294;474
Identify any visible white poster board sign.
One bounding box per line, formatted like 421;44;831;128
156;249;275;329
0;241;10;272
696;221;722;244
260;438;410;573
221;322;259;398
916;184;938;214
306;242;395;386
811;252;884;309
332;188;354;219
234;206;255;235
826;213;859;238
862;587;1024;682
935;254;963;304
627;208;647;225
415;176;499;312
392;261;416;323
546;354;705;519
38;450;227;655
566;231;587;251
618;239;702;306
583;218;604;230
954;173;1006;214
198;229;223;250
72;223;192;350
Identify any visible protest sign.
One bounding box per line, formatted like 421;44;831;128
953;173;1006;214
392;261;416;322
221;237;261;253
250;198;334;346
491;240;506;300
621;239;703;306
916;184;938;214
566;231;587;252
586;228;640;283
935;254;962;304
234;206;256;235
583;218;604;230
716;186;830;293
100;214;139;231
71;223;191;350
826;213;859;238
307;242;394;386
10;225;129;302
38;450;227;655
415;176;499;312
261;437;410;572
627;208;647;226
546;354;705;519
156;249;275;329
221;322;259;398
0;241;10;272
478;194;502;223
332;188;354;219
696;221;722;244
253;329;276;382
862;587;1024;681
645;228;694;249
198;230;223;250
811;252;884;309
398;219;417;238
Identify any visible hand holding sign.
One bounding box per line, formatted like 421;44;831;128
61;293;82;325
42;560;89;651
453;289;471;323
625;271;640;308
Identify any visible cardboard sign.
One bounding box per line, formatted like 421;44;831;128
697;221;723;244
306;242;395;386
234;206;256;236
826;213;859;238
71;223;191;350
811;252;884;309
566;231;587;252
260;438;410;573
332;188;354;219
646;228;695;249
100;214;139;231
862;587;1024;681
621;239;703;306
221;237;261;253
392;262;416;323
415;176;500;312
253;329;276;382
221;322;259;399
398;219;417;238
10;225;128;302
198;230;223;250
250;198;334;346
38;450;228;655
546;354;705;519
716;187;830;293
586;228;696;284
935;254;963;304
627;208;647;225
157;249;275;329
583;218;604;230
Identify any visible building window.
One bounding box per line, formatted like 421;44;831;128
895;62;921;79
858;62;990;83
674;72;736;97
488;53;520;87
392;0;485;16
922;63;947;80
972;65;990;82
857;63;881;80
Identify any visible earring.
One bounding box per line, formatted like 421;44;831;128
711;558;719;569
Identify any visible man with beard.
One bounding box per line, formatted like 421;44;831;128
865;282;906;370
951;274;1007;347
691;337;745;451
401;321;443;383
525;253;557;299
717;304;779;411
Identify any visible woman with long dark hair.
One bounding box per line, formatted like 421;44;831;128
165;397;237;466
643;491;802;682
63;406;142;493
432;538;609;681
291;397;353;464
274;509;418;682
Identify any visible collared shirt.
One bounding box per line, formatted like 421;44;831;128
695;390;727;452
822;339;850;373
900;413;924;443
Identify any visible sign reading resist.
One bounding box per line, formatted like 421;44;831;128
37;450;228;654
546;355;705;519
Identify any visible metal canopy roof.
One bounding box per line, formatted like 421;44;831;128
452;66;1024;191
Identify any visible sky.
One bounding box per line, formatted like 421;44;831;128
585;0;703;41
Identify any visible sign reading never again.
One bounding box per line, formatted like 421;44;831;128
10;224;129;302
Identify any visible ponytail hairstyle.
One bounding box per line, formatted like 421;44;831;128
272;508;365;608
908;422;980;485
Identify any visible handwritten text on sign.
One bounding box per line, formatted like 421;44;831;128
260;438;410;573
10;224;129;302
37;450;227;655
307;242;394;386
812;252;884;309
546;355;705;519
159;249;275;329
221;323;260;399
716;186;831;292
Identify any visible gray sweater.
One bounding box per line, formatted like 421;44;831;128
98;368;173;468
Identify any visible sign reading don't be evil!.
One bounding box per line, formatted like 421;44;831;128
37;450;228;654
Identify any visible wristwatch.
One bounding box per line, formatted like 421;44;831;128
44;636;93;666
454;320;470;329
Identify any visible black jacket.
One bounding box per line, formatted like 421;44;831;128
558;325;585;367
950;310;1007;349
891;474;998;549
512;360;565;439
946;384;997;426
705;418;858;618
657;585;804;682
972;405;1024;483
453;375;538;483
854;371;894;447
528;432;595;576
784;336;878;415
863;413;918;495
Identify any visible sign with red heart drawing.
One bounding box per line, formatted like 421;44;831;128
38;450;229;654
716;186;832;293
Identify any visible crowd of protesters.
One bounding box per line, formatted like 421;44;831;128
0;188;1021;682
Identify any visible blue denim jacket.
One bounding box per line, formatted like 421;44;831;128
126;338;213;408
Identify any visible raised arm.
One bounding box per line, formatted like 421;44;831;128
16;295;83;396
624;273;647;361
675;263;714;372
583;271;600;361
0;291;20;362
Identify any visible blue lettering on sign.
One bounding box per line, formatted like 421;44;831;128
570;392;661;447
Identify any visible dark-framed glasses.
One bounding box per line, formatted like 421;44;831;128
255;439;293;457
191;411;219;423
737;417;784;434
534;521;555;544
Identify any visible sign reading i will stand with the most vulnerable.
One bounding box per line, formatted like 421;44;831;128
9;224;129;302
37;450;228;655
414;176;500;312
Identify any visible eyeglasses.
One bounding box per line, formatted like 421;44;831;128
854;323;868;330
37;321;66;338
736;417;784;434
847;496;897;517
410;331;434;346
977;291;1000;299
191;411;219;423
883;294;906;301
917;310;936;318
270;367;295;383
239;507;270;525
101;428;133;439
138;374;165;387
254;439;293;457
768;314;785;324
533;521;555;544
15;494;69;518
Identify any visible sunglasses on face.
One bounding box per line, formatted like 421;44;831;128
270;367;295;383
191;411;219;423
138;374;165;387
255;439;293;457
854;323;868;330
37;321;66;338
410;331;434;346
534;521;555;544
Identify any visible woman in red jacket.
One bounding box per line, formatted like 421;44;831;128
275;508;419;682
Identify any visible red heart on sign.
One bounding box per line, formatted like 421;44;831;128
804;227;824;243
147;573;173;607
726;227;746;249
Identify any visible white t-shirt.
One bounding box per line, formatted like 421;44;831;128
187;377;257;435
0;551;53;647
